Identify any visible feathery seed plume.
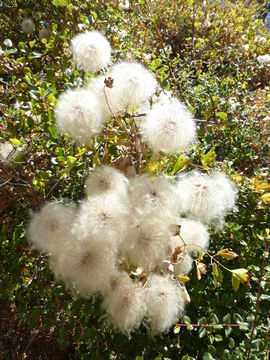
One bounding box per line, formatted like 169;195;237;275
72;194;129;244
21;18;35;34
145;275;185;334
71;31;111;73
128;174;179;222
85;165;129;199
27;202;77;255
51;236;116;295
141;97;196;154
177;171;237;224
120;220;173;272
257;54;270;65
103;275;146;334
55;89;104;143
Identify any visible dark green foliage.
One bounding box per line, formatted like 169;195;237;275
0;0;269;359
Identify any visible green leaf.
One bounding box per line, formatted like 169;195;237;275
201;148;216;170
232;269;249;285
199;327;207;338
198;316;207;325
202;353;215;360
4;38;12;47
9;138;22;147
207;345;216;356
48;125;58;139
217;249;238;260
223;314;231;323
212;263;223;286
214;334;223;342
217;112;227;121
225;326;232;337
239;322;249;331
228;337;235;349
261;193;270;204
173;154;190;174
174;325;180;334
232;273;240;292
29;52;43;60
53;0;69;6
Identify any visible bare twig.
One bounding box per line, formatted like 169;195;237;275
22;329;40;355
103;85;130;136
45;178;61;199
192;1;196;51
0;178;11;187
173;31;229;79
145;0;177;84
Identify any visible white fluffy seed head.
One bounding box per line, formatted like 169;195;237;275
141;97;196;154
87;62;157;116
104;271;132;295
128;174;179;222
174;254;193;275
71;31;111;73
120;220;173;272
55;89;105;143
51;235;116;295
254;36;267;44
178;219;209;255
102;276;146;334
98;62;157;114
257;54;270;65
27;202;76;255
22;18;35;34
145;275;185;334
72;194;129;244
85;165;129;199
177;171;237;224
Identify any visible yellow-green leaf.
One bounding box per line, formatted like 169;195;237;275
173;154;190;174
232;268;250;285
201;148;216;170
177;274;190;283
232;268;248;275
217;248;238;260
148;159;158;173
213;263;223;287
261;193;270;204
254;182;270;192
232;273;240;292
9;138;22;147
213;263;219;277
198;250;206;261
217;112;227;121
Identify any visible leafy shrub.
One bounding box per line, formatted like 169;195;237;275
0;0;269;359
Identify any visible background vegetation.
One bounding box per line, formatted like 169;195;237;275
0;0;269;359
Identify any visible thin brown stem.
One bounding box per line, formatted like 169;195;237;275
145;0;177;85
103;85;130;136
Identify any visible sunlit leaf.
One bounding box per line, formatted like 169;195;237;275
201;148;216;170
232;273;240;292
173;154;190;174
261;193;270;204
217;249;238;260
